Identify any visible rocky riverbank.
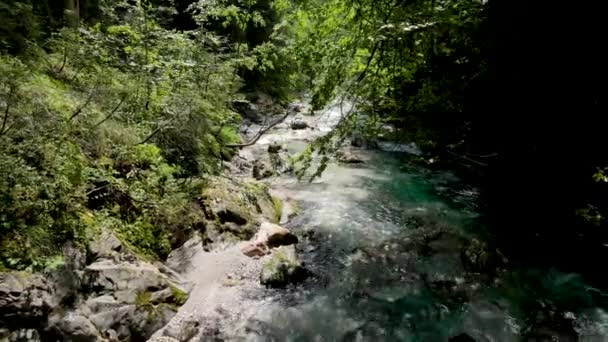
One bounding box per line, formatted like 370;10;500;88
0;97;328;341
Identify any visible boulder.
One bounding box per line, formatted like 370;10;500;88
83;259;173;297
163;319;200;342
290;116;309;130
83;295;121;315
47;313;101;342
85;302;176;341
200;177;277;240
88;230;122;260
0;272;54;321
253;158;274;180
242;222;298;258
260;246;308;288
268;142;283;154
231;100;262;123
255;222;298;248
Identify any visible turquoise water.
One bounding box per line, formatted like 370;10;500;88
254;151;608;341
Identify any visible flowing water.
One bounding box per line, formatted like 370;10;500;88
238;103;608;341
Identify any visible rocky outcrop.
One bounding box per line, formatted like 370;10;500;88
232;100;262;123
0;230;189;341
200;177;278;241
260;246;308;288
0;273;54;321
161;318;200;341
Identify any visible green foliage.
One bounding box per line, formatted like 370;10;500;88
271;196;283;223
0;0;249;269
135;291;154;310
170;286;188;306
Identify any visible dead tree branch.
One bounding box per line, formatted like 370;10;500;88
225;111;291;148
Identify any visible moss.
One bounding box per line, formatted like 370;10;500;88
135;291;154;311
272;196;283;223
170;286;188;306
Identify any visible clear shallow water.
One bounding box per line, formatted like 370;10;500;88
252;151;608;341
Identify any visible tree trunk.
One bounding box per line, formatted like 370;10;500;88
64;0;80;26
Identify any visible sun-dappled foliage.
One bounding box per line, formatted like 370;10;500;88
2;0;608;288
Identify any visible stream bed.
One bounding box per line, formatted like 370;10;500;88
234;104;608;341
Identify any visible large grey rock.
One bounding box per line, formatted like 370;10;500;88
252;158;274;180
163;319;200;342
0;273;54;320
47;313;101;342
131;306;176;341
232;100;262;123
83;259;172;296
87;303;175;341
88;305;136;334
260;246;308;288
166;235;203;274
201;177;277;240
290;116;309;130
83;295;121;315
88;230;122;260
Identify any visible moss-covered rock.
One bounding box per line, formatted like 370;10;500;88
260;246;308;288
201;177;277;241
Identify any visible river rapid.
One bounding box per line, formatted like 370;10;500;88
234;102;608;341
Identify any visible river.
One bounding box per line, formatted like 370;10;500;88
236;102;608;341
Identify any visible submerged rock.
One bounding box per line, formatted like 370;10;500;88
338;150;364;164
524;310;578;342
460;239;508;274
449;333;476;342
260;246;308;288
